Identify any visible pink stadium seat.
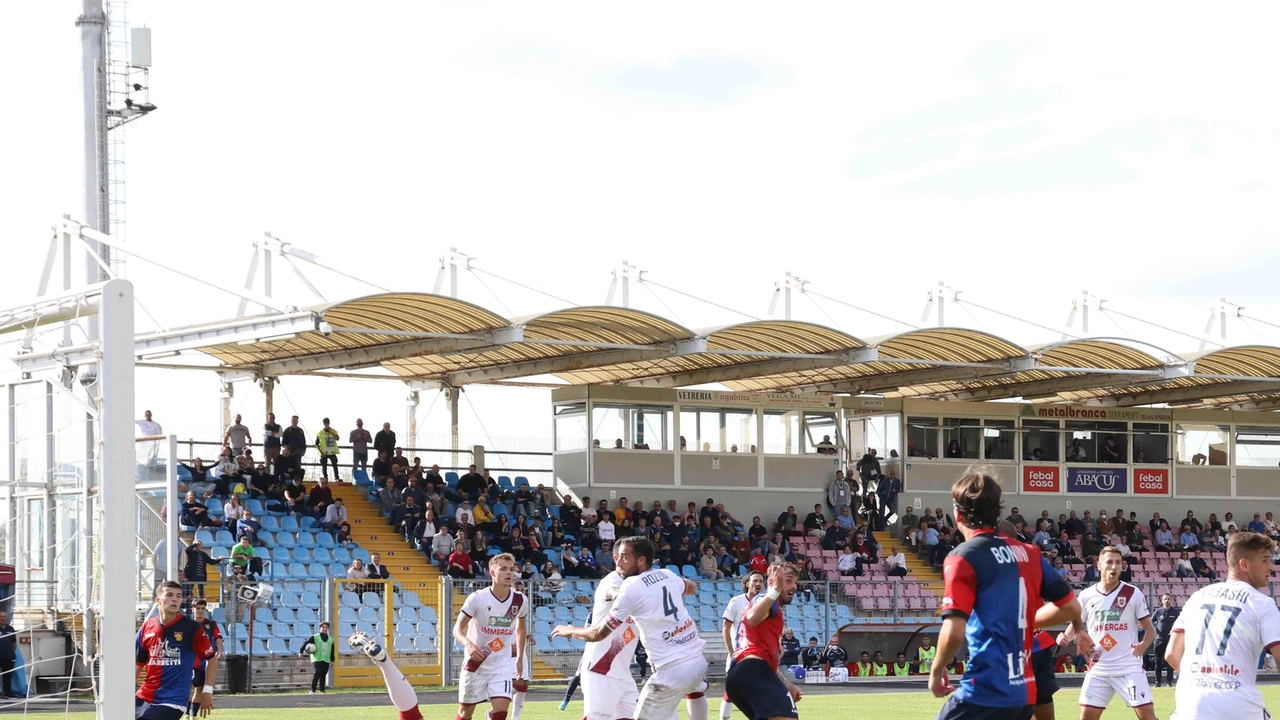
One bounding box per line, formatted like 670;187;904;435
874;597;892;612
872;583;890;598
923;596;939;610
859;596;877;611
903;584;921;597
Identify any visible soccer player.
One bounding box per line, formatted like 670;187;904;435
720;572;765;720
1060;546;1156;720
512;632;533;720
553;536;709;720
930;469;1089;720
454;553;529;720
348;631;425;720
823;640;850;678
1166;531;1280;720
136;581;217;720
579;542;640;720
1030;630;1060;720
724;563;803;720
188;600;223;717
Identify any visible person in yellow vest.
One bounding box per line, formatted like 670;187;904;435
1060;657;1077;674
299;620;336;694
891;651;912;676
916;635;937;672
949;653;967;675
851;651;873;676
315;418;341;481
871;650;889;676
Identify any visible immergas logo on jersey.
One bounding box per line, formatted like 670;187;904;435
1066;467;1127;494
1022;466;1060;493
1134;468;1170;495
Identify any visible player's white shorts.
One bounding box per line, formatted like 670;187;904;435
583;671;640;720
635;654;709;720
459;669;515;706
1080;670;1153;709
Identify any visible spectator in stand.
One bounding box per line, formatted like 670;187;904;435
229;535;257;575
1064;511;1083;538
315;418;341;481
306;476;334;517
370;450;394;487
272;445;299;486
923;520;944;569
183;539;223;602
762;531;790;561
347;419;372;473
1052;557;1068;579
282;415;308;464
1005;507;1028;529
747;516;769;550
1190;554;1216;580
337;522;354;548
824;640;851;676
884;548;907;577
366;552;391;587
716;543;737;577
180;458;216;497
446;544;473;579
933;507;955;531
881;469;902;526
395;496;424;541
1201;525;1225;552
647;500;668;526
373;422;396;459
801;638;823;671
749;548;767;574
284;474;309;517
345;558;369;588
1248;512;1267;534
1066;438;1087;462
697;546;723;580
224;414;252;457
776;506;798;535
431;526;455;570
838;547;860;577
1178;524;1201;551
1052;531;1077;564
180;491;211;528
1099;436;1122;462
856;448;881;484
0;610;16;698
804;504;827;539
237;509;262;546
1170;551;1195;578
828;471;852;515
1222;511;1238;530
1032;520;1052;549
222;495;243;537
455;464;486;503
321;497;347;532
596;512;616;549
1182;509;1202;533
261;413;282;473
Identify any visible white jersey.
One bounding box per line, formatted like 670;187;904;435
583;571;639;681
1172;581;1280;720
1077;581;1150;675
606;568;705;669
460;587;528;677
722;593;752;651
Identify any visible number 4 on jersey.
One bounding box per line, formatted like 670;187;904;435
662;587;680;621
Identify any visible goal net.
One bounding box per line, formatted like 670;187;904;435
0;279;136;720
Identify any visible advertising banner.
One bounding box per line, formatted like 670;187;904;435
1133;468;1170;495
1022;466;1061;493
1066;467;1128;494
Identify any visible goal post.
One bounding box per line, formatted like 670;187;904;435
98;278;135;720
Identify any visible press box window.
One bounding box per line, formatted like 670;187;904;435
1022;419;1060;462
942;418;980;459
1235;426;1280;467
680;408;756;453
907;417;938;459
982;419;1016;461
1065;421;1126;463
803;412;840;455
1131;423;1170;464
554;404;587;452
763;410;801;455
1176;423;1229;466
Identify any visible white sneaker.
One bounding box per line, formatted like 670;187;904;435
347;631;387;662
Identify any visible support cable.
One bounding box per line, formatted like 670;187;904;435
1100;307;1225;349
805;289;917;330
953;297;1079;339
469;267;580;308
467;269;515;317
643;279;760;321
641;282;686;326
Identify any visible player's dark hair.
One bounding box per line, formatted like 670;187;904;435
741;571;764;592
155;580;182;596
951;466;1002;529
1227;531;1274;567
617;536;655;569
193;599;207;608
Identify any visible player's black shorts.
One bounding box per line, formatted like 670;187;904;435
1031;648;1058;705
192;660;207;689
725;657;798;720
135;698;186;720
934;697;1032;720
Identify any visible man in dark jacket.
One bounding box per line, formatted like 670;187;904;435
456;464;486;502
0;610;16;698
282;415;308;462
779;628;801;667
1151;594;1180;687
801;637;824;671
373;422;396;458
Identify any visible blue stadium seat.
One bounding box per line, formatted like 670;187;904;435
571;606;589;623
297;607;318;623
393;636;414;654
357;607;379;623
498;476;514;490
534;620;553;635
419;607;437;624
297;533;317;549
338;607;358;623
274;531;297;549
362;592;383;608
303;581;322;594
328;562;346;576
287;637;307;654
398;607;420;623
211;608;227;625
353;548;371;563
353;469;371;486
355;621;375;635
299;516;317;531
215;530;235;545
252;638;270;656
292;548;312;563
292;621;311;637
275;606;296;623
445;472;459;487
253;621;271;637
254;609;274;624
311;548;332;564
261;516;281;533
308;564;328;579
420;623;438;640
287;563;307;579
332;547;352;564
553;607;571;622
342;591;361;607
271;622;292;638
681;565;699;580
270;546;290;563
316;533;336;548
194;530;215;545
414;636;437;653
551;636;571;651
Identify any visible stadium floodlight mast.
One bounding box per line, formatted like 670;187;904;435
767;272;809;320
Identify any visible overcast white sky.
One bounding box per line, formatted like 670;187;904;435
3;2;1279;460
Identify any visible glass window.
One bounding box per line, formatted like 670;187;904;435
1022;419;1060;462
1065;421;1126;463
763;410;801;455
555;405;587;452
862;415;901;460
1235;426;1280;467
724;408;757;454
592;405;627;450
1176;423;1229;466
982;419;1016;461
680;409;723;452
907;417;938;459
1132;422;1170;464
24;496;44;571
803;412;840;455
942;418;980;459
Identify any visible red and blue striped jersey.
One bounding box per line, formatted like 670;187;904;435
940;530;1072;708
135;615;214;708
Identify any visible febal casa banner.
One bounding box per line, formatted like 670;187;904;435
1133;468;1171;495
1022;466;1061;493
1066;467;1128;494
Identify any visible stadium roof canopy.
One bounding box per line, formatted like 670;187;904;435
16;292;1280;409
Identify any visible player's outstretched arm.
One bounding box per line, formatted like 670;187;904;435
1163;631;1185;671
929;616;965;697
551;617;613;643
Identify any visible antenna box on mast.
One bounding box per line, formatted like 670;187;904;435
131;27;152;67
